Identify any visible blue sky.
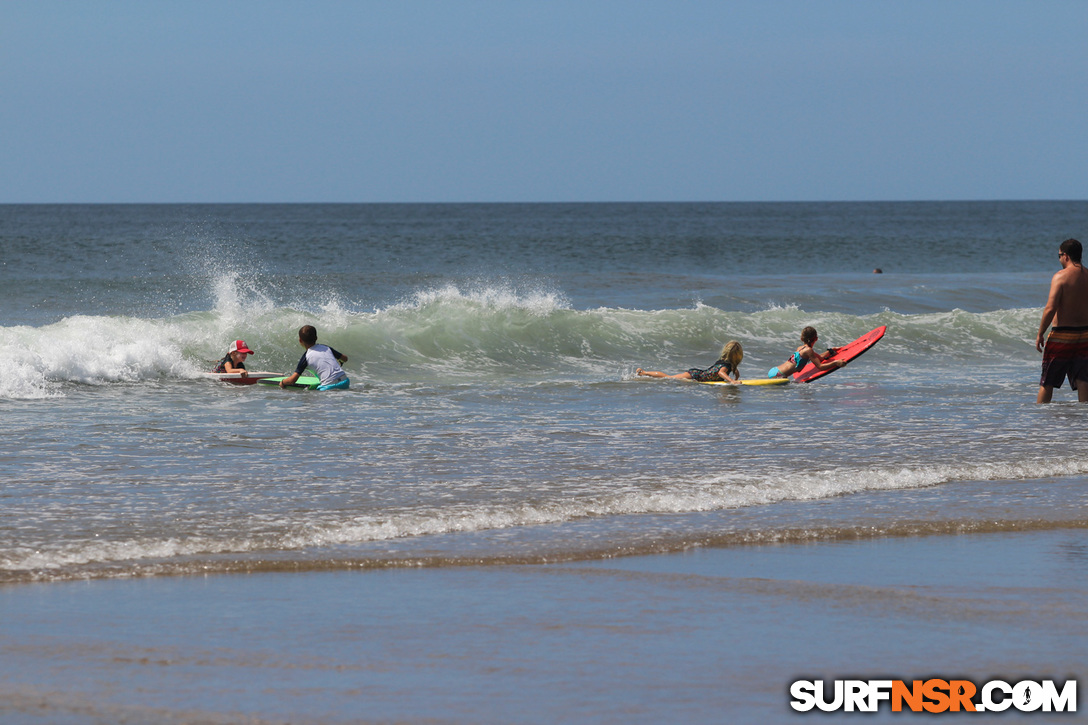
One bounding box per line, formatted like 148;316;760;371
2;1;1086;203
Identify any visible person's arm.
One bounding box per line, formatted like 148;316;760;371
1037;275;1062;352
821;348;844;369
223;360;247;376
329;346;348;364
280;354;309;388
805;349;845;371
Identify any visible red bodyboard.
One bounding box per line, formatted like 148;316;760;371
792;326;886;383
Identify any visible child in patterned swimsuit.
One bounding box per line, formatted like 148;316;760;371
637;341;743;383
768;326;845;378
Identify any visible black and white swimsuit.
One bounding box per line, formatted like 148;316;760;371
686;358;734;382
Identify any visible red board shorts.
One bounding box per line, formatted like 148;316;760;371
1040;326;1088;390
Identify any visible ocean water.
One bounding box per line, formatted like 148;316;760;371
2;201;1087;585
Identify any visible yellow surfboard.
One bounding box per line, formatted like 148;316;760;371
700;378;788;386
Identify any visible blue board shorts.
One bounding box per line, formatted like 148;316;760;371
317;376;350;391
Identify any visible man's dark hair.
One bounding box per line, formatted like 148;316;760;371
299;325;318;347
1061;238;1082;264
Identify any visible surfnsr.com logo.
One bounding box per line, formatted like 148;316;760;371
790;679;1077;713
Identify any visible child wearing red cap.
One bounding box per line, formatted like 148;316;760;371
213;340;256;377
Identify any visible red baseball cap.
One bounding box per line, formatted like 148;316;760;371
228;340;255;355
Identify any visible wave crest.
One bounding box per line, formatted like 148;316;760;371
0;286;1044;397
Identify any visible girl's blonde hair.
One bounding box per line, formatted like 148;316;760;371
720;340;743;368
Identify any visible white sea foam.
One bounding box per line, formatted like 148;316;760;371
0;298;1047;398
389;283;572;316
6;456;1084;578
0;317;191;398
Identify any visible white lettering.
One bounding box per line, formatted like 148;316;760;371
789;680;816;712
844;680;869;712
982;680;1012;712
1041;679;1077;712
815;679;844;712
1014;680;1043;712
867;680;893;711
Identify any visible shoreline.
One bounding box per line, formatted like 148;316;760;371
7;474;1088;586
3;527;1085;724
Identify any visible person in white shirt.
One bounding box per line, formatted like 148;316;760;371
279;325;350;391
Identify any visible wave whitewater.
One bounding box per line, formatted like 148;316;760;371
0;282;1043;399
4;455;1085;583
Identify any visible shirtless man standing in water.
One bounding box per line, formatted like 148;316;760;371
1036;238;1088;403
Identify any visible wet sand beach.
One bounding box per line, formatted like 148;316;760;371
2;526;1085;724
